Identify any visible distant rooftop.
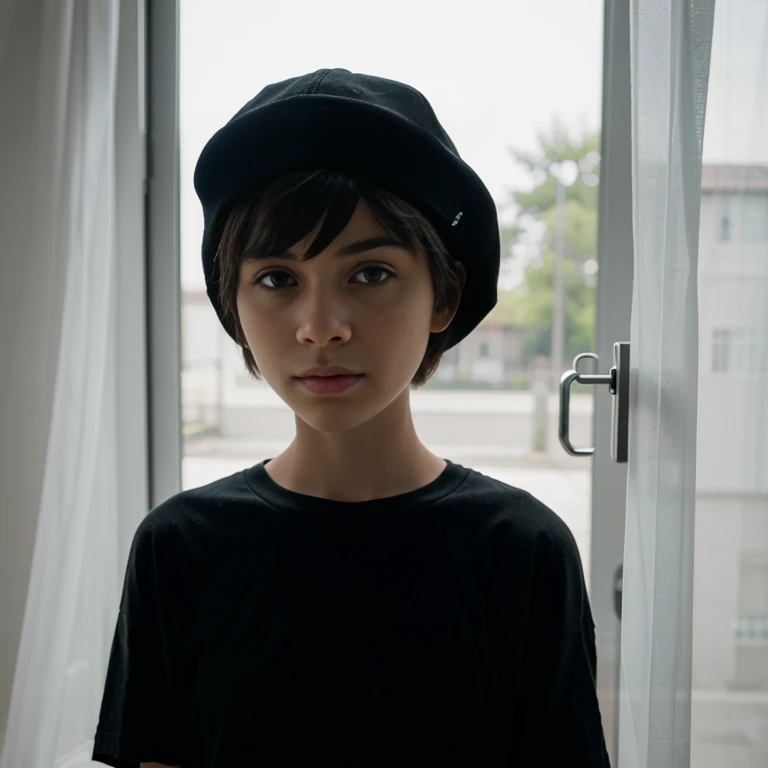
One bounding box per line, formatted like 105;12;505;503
701;164;768;192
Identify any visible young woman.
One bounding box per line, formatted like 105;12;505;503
92;68;610;768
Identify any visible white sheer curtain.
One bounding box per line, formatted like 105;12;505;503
620;0;716;767
0;1;125;765
689;0;768;764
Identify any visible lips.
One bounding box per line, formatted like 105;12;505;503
296;373;364;394
295;367;362;378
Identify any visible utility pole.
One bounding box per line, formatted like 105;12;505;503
552;174;565;393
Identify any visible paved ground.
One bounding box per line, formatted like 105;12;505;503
182;446;767;767
691;692;768;767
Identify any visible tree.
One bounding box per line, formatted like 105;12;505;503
499;119;601;364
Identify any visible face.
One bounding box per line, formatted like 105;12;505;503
235;198;465;433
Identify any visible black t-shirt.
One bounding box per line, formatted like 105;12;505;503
92;457;610;768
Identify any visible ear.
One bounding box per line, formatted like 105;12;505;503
430;261;466;334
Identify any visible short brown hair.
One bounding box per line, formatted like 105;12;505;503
215;169;464;389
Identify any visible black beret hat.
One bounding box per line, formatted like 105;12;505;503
193;67;500;351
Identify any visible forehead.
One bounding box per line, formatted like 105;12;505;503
293;196;397;251
242;198;420;265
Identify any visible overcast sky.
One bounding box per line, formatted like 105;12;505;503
178;0;767;290
178;0;604;289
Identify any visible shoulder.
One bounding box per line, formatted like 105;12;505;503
120;470;253;622
460;468;591;629
134;467;255;542
460;467;581;567
122;468;261;596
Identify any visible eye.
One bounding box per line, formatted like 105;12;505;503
253;265;396;290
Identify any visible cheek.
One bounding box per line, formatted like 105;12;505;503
236;302;275;349
375;288;434;328
365;305;432;354
237;295;270;329
374;305;417;332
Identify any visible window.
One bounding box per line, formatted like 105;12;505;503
719;193;768;242
721;214;730;241
712;328;764;373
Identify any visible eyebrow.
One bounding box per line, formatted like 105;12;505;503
244;236;415;262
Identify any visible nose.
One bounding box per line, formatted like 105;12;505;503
294;299;354;347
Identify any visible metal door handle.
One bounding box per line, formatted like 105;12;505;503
559;342;630;463
614;562;624;620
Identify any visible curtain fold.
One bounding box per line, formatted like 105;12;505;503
688;0;768;763
0;1;122;765
620;1;716;767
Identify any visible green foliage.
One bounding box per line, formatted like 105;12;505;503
508;118;601;219
510;250;595;361
499;222;525;261
499;118;601;363
538;200;598;262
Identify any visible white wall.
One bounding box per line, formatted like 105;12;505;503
0;3;62;744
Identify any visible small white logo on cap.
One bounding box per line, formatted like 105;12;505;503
451;211;463;227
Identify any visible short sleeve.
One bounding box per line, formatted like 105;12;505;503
92;518;186;767
535;624;612;766
517;508;612;766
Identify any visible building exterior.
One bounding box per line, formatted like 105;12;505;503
693;164;768;689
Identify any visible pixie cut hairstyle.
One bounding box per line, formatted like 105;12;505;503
215;169;464;389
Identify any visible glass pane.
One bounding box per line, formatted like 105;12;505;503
694;0;768;764
179;0;604;742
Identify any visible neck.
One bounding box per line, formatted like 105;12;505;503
266;399;445;502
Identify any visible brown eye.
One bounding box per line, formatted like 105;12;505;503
353;266;395;285
254;265;395;291
254;270;293;289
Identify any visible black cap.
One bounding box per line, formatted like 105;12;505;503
193;67;500;351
